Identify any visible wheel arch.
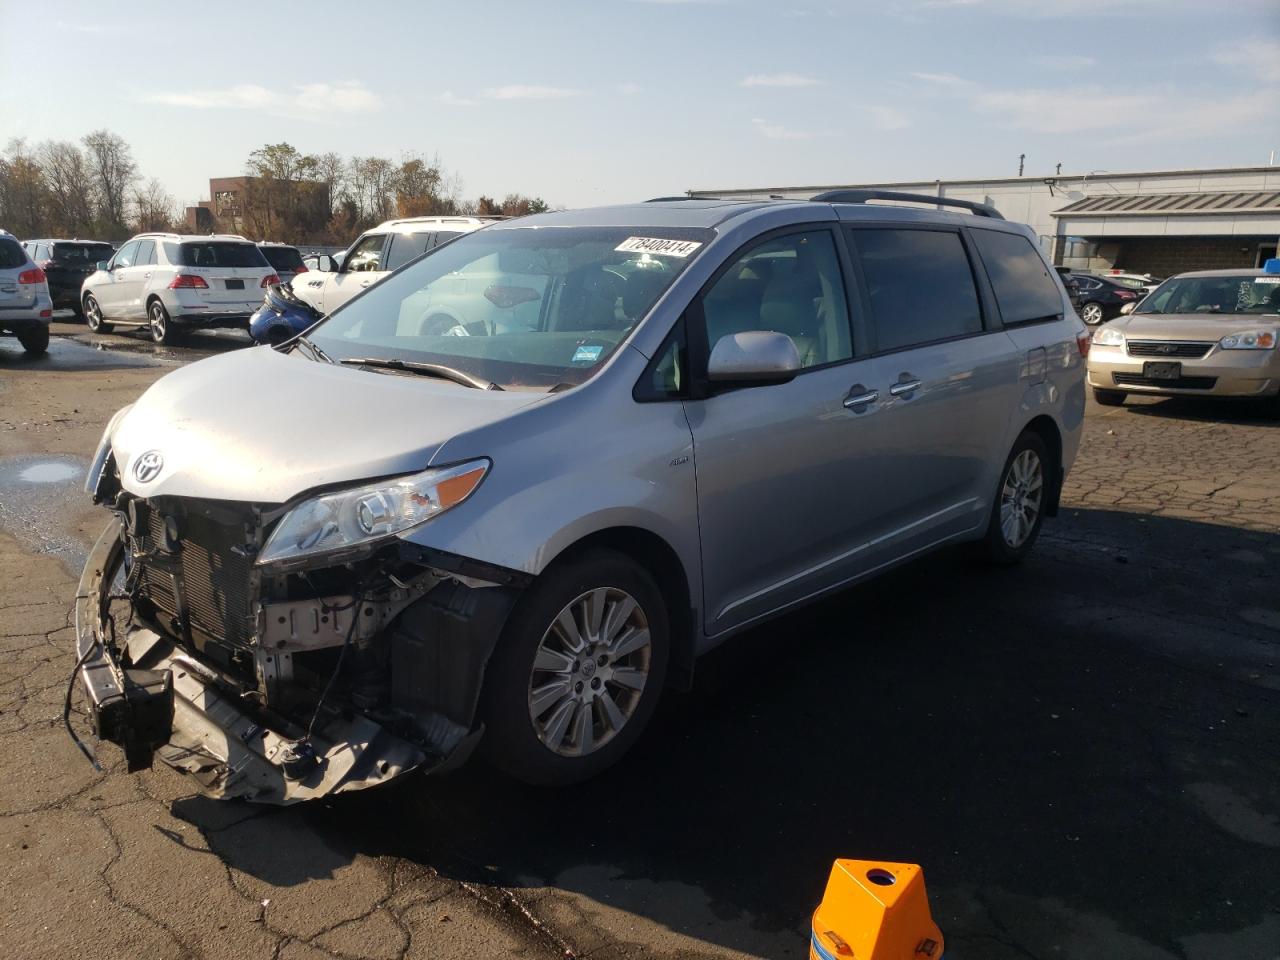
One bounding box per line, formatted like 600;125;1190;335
1019;413;1063;516
542;526;698;692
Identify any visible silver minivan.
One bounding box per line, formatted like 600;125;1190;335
76;194;1087;803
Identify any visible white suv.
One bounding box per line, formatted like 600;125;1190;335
0;228;54;356
82;233;278;344
292;216;499;314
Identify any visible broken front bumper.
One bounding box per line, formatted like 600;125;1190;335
74;518;433;804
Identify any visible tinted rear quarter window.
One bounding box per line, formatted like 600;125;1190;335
261;246;305;271
971;229;1063;325
851;228;983;352
179;242;268;268
0;238;28;268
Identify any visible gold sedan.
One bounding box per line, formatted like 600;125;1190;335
1087;267;1280;406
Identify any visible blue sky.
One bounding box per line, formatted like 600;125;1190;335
3;0;1278;209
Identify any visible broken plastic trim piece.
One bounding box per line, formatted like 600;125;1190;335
73;519;429;804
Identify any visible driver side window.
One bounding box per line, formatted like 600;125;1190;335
344;235;386;273
111;241;140;270
699;230;853;369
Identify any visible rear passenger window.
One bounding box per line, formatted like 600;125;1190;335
384;232;433;271
851;228;982;353
971;230;1063;325
700;230;853;369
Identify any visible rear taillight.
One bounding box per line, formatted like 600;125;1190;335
37;259;54;270
1076;332;1091;358
18;268;46;284
261;273;280;287
39;309;52;319
293;265;308;274
168;274;209;289
1115;290;1137;300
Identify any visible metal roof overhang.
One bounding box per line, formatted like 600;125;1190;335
1052;190;1280;237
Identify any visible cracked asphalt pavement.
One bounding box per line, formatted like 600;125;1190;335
1;325;1277;960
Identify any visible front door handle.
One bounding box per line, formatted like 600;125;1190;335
360;279;373;287
889;378;923;397
843;387;879;410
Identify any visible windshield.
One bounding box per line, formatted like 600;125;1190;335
309;226;712;389
52;242;114;263
1136;275;1280;315
177;242;269;268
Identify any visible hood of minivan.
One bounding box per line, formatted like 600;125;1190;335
1108;312;1280;340
111;346;543;503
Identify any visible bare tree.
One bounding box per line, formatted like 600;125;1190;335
82;129;137;237
348;156;397;224
38;140;96;236
132;178;177;233
0;139;50;238
315;151;347;212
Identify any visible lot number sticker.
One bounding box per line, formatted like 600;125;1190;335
615;237;703;258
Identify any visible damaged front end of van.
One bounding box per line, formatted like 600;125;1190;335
73;403;530;804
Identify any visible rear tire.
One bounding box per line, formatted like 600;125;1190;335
1093;388;1126;407
83;294;113;334
481;548;669;786
148;300;177;345
17;325;49;356
979;431;1049;565
1080;302;1105;325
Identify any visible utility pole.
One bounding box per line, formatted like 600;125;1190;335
1018;154;1025;177
1056;162;1063;175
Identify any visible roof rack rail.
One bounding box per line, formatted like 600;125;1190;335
811;189;1003;220
645;195;698;202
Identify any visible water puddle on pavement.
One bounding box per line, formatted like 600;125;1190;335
0;455;92;574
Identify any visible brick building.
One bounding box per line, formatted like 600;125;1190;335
689;165;1280;278
185;176;331;240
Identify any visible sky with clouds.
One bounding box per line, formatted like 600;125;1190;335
2;0;1278;210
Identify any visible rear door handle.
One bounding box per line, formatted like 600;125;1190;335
889;378;923;397
843;387;879;410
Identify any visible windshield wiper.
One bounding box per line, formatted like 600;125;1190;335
339;357;502;391
288;333;335;364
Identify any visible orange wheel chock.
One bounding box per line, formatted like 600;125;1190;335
809;860;944;960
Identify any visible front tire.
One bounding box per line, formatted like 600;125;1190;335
17;325;49;356
83;294;113;334
481;549;669;785
1093;388;1126;407
148;300;176;345
979;431;1049;565
1080;302;1105;325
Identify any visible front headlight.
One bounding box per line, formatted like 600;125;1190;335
257;458;490;565
1220;330;1276;350
85;403;133;497
1092;327;1125;347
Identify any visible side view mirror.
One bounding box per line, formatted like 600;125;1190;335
318;255;336;273
97;260;110;271
1120;302;1136;315
707;331;801;384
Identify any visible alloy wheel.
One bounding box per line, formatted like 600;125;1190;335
85;296;102;331
1000;449;1044;548
528;587;652;757
149;302;167;343
1081;303;1104;325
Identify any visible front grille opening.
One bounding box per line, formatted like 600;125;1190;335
1114;373;1218;390
1126;340;1214;359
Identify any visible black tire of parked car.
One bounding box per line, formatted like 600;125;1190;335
1079;302;1105;325
148;300;177;345
1093;388;1126;407
83;294;113;334
480;548;670;786
16;325;49;357
979;430;1050;565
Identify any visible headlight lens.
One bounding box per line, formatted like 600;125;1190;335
257;459;489;565
1220;330;1276;350
84;403;133;496
1092;327;1125;347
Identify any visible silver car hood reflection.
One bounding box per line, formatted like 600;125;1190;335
111;346;542;503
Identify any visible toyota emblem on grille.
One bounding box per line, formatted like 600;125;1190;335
1158;344;1176;354
133;451;164;483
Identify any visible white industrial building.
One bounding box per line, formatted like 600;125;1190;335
689;165;1280;278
